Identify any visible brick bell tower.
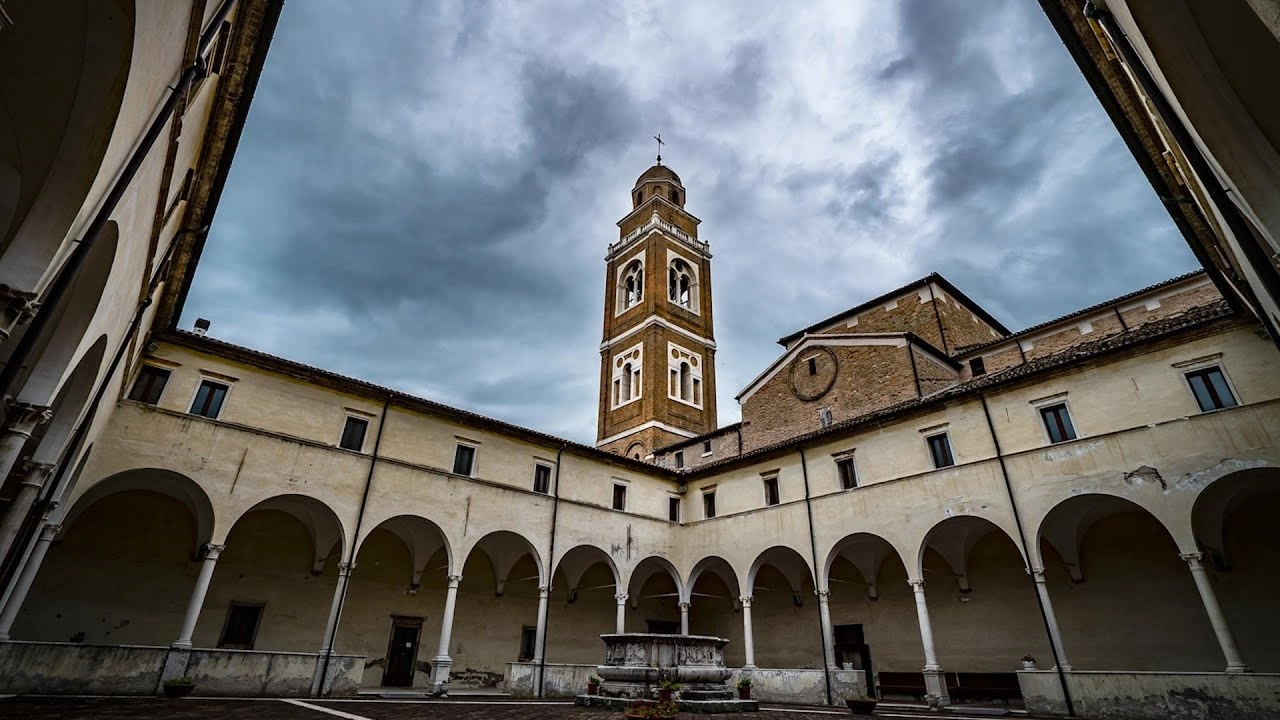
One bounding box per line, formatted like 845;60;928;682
597;161;718;459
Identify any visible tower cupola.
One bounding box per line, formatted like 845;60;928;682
632;163;686;210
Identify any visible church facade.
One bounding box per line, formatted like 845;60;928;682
0;7;1279;716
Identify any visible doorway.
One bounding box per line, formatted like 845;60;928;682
383;617;423;687
834;623;873;691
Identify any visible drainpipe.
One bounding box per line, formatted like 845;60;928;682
797;447;833;706
317;393;390;695
979;393;1074;717
1110;303;1129;332
1083;1;1280;343
536;442;567;698
0;225;209;590
0;0;237;401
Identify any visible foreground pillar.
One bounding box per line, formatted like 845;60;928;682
1030;568;1072;670
615;592;628;633
430;574;462;694
0;460;55;564
910;579;949;706
1182;552;1249;673
0;402;51;490
817;589;837;669
533;584;551;693
310;561;356;696
739;595;756;668
679;601;690;635
0;522;60;640
172;543;225;648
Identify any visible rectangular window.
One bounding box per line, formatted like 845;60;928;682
837;457;858;490
1039;403;1078;444
808;357;818;375
926;433;954;469
189;379;229;419
218;602;263;649
612;484;628;511
668;496;681;522
702;491;716;519
452;444;476;476
675;451;684;469
1186;367;1237;412
702;440;712;455
339;416;369;451
128;365;171;405
969;357;986;376
763;476;780;506
519;626;537;661
533;464;551;494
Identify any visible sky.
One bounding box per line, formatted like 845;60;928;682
183;0;1199;443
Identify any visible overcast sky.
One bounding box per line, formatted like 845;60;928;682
183;0;1198;442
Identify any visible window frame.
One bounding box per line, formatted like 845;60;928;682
1029;392;1080;446
452;442;478;477
532;462;552;494
835;453;858;490
616;255;645;316
1173;354;1241;414
128;364;172;405
668;495;681;523
762;474;781;507
1038;402;1078;445
338;414;371;452
701;440;712;457
702;488;717;519
675;451;684;469
217;601;264;650
612;481;628;512
188;377;232;420
925;432;955;469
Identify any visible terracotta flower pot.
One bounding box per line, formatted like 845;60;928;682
587;683;599;695
163;683;196;698
738;687;751;700
845;698;877;715
658;688;673;702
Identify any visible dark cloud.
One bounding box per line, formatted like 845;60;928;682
184;0;1198;443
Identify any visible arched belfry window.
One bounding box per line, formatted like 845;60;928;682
669;188;680;204
611;344;643;408
668;343;703;408
668;258;694;310
621;260;643;310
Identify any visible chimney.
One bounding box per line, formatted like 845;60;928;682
193;318;211;336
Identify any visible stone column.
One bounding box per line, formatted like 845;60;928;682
0;287;39;343
1182;552;1249;672
740;595;756;668
615;592;628;634
430;574;462;695
910;579;949;706
172;543;225;648
679;601;690;635
817;589;837;669
1030;568;1071;670
0;460;55;563
311;561;355;696
0;522;60;641
0;401;52;488
533;584;551;693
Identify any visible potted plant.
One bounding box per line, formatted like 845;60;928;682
162;676;196;698
654;699;679;719
587;675;601;695
1021;654;1037;670
624;699;653;718
657;679;680;702
845;695;877;715
736;676;753;700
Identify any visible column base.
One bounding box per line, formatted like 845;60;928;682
430;656;453;696
1226;663;1252;674
921;668;950;707
158;647;192;694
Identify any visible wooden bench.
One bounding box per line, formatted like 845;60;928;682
875;671;926;700
949;672;1022;704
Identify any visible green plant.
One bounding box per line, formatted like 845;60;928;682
1021;654;1036;662
589;675;601;684
164;677;195;687
625;699;652;718
658;679;681;691
654;699;679;718
736;677;753;689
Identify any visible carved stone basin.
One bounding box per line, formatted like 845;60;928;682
597;633;731;693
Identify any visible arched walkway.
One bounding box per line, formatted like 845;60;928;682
1037;493;1222;671
824;533;916;676
546;545;620;664
683;555;743;663
625;555;683;634
449;531;545;687
746;546;820;669
1192;468;1280;671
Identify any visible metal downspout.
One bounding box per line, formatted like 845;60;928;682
536;443;567;698
798;447;833;706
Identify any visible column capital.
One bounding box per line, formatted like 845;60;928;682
538;585;552;598
738;595;753;607
38;523;62;541
203;543;227;560
1028;567;1047;583
615;592;628;603
909;578;926;591
447;574;462;588
1181;551;1205;568
678;601;691;611
0;285;40;337
816;589;831;601
3;400;52;433
19;460;56;488
337;560;356;575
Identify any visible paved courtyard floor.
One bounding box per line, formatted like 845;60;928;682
0;696;1040;720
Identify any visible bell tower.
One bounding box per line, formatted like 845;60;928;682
597;162;718;459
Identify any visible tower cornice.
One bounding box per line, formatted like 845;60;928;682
608;212;711;262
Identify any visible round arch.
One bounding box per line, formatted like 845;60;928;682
1191;467;1280;567
1035;492;1179;583
746;546;814;598
0;0;134;290
823;532;903;598
625;555;683;603
26;334;106;466
356;514;452;587
916;515;1025;592
683;555;741;603
61;468;215;552
555;544;620;595
462;530;545;595
224;494;346;575
10;221;118;406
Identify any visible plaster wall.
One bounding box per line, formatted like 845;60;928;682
1018;669;1280;720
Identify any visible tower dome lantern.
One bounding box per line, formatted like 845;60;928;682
632;163;686;210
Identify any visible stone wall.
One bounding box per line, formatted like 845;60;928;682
1018;670;1280;719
